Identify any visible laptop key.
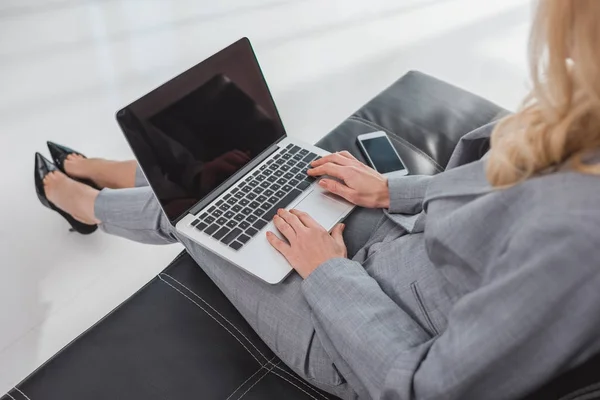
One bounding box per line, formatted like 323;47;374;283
232;205;242;212
242;207;253;215
273;170;284;177
234;214;244;222
302;152;318;162
299;149;309;156
282;184;293;192
222;228;242;244
295;173;305;181
268;196;279;204
223;193;231;200
216;217;227;225
280;165;290;172
213;210;223;217
247;193;257;200
257;195;267;203
283;173;294;180
241;186;252;193
204;215;216;224
249;201;260;209
291;167;301;174
260;202;272;211
237;233;251;244
271;184;281;191
252;187;263;194
277;178;286;185
290;179;299;186
225;211;235;219
260;181;270;189
259;164;268;170
239;221;250;230
245;227;259;237
246;215;258;223
229;241;243;251
212;227;230;240
204;224;219;235
286;159;296;167
219;204;230;211
253;208;266;218
263;189;303;221
256;175;266;182
248;180;259;187
264;189;274;197
208;206;216;213
196;222;208;231
266;159;274;164
226;220;237;229
297;180;311;190
275;190;286;198
216;200;224;206
282;153;292;160
234;191;244;199
286;143;294;150
231;187;239;194
239;198;250;206
252;219;268;230
292;153;303;161
266;175;276;183
191;219;201;227
227;198;237;205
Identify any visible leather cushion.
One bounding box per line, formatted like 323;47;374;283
316;71;509;175
2;252;336;400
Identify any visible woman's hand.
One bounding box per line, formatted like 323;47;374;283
266;209;347;279
308;151;390;209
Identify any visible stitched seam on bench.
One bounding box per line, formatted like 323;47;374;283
158;275;262;366
349;116;443;172
264;360;330;400
162;273;330;400
14;388;31;400
271;370;320;400
226;355;278;400
560;382;600;400
237;360;281;400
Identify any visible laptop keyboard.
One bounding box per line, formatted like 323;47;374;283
190;144;321;251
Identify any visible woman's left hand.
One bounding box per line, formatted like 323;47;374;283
266;209;347;279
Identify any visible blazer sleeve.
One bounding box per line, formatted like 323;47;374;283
387;174;433;214
301;213;600;400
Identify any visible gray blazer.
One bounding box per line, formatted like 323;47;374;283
301;122;600;399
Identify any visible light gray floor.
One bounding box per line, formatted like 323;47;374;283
0;0;532;392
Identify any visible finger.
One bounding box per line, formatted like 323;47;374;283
289;209;322;229
277;208;305;232
273;215;297;242
330;223;345;246
318;179;355;202
338;151;358;161
266;231;291;257
307;163;349;180
311;152;356;168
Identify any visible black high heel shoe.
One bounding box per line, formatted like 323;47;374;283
46;141;100;190
35;152;98;235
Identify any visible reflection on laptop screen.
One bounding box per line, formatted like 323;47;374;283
116;39;286;223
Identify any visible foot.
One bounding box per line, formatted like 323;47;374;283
44;170;100;225
63;154;102;186
63;155;137;189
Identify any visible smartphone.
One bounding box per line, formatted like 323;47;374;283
356;131;408;175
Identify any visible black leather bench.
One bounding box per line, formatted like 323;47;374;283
5;72;599;400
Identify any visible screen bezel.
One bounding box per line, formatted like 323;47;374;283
115;38;288;225
357;131;408;175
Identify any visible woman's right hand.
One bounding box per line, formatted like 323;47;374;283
308;151;390;209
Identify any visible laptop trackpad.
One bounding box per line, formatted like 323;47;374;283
292;189;349;231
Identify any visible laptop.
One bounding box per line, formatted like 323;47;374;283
115;38;354;284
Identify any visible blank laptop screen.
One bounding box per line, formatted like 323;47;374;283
116;38;286;223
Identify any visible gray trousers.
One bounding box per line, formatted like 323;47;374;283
94;169;384;399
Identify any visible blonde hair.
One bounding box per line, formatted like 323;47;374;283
486;0;600;187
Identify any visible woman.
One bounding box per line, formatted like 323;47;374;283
33;1;600;399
